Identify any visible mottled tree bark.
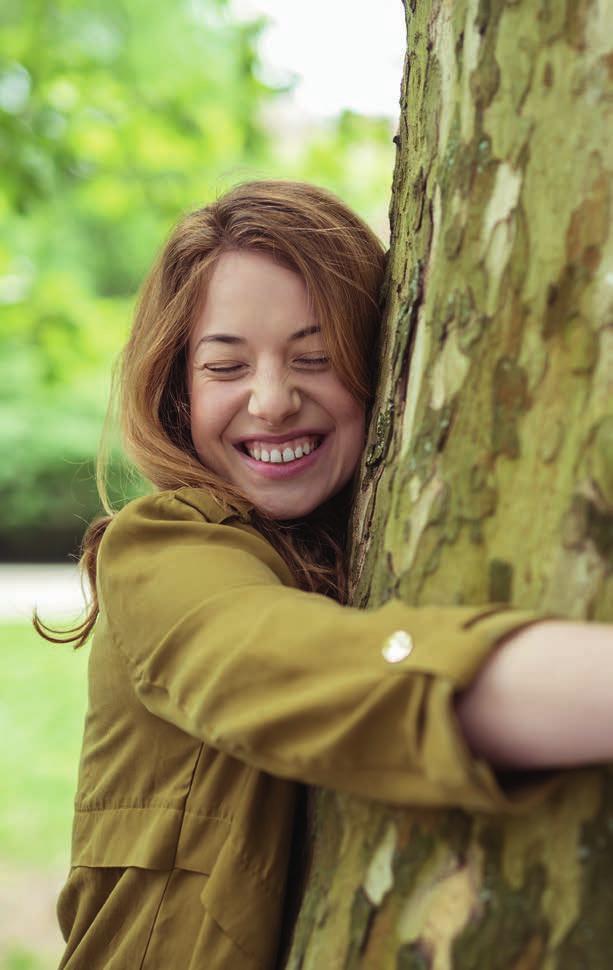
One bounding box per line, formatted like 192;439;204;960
285;1;612;967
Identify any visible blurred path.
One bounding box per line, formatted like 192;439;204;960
0;862;64;968
0;564;85;622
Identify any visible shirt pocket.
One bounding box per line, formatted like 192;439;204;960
199;831;286;970
141;868;263;970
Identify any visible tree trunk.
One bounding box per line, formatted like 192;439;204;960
284;1;612;967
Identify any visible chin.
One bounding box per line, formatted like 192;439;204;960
250;493;322;521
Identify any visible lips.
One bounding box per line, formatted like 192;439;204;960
233;431;330;479
237;435;322;459
234;429;329;446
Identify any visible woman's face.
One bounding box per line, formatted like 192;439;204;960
187;250;365;520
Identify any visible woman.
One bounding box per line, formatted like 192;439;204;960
38;179;612;969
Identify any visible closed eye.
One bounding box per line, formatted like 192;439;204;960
201;356;329;374
297;356;329;367
202;363;243;373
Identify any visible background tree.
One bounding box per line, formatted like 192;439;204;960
286;1;613;966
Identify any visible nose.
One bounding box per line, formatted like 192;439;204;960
247;367;301;426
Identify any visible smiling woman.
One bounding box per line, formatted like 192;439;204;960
34;179;573;970
85;178;388;611
188;250;365;520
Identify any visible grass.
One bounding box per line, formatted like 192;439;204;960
3;946;50;970
0;618;90;968
0;620;89;868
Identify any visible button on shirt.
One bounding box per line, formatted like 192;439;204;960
382;630;414;663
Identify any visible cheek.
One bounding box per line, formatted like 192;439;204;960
189;385;233;447
332;390;366;455
348;413;366;464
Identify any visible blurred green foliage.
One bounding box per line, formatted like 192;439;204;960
0;0;396;560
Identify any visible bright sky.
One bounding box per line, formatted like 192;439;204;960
230;0;406;120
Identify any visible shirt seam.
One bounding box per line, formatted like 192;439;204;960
138;868;174;970
73;803;234;824
200;905;267;968
461;604;511;629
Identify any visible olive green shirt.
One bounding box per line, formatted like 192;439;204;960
57;488;557;969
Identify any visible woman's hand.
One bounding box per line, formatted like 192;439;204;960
454;619;613;769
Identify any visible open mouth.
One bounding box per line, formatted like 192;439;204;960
237;434;325;465
233;433;329;478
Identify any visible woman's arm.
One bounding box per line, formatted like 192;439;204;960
455;619;613;769
99;490;562;813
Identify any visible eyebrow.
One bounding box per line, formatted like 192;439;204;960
196;324;321;349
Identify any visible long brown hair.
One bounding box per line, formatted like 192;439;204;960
35;179;386;648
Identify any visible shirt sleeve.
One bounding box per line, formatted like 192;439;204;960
97;491;561;813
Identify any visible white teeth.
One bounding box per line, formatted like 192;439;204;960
244;436;322;463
